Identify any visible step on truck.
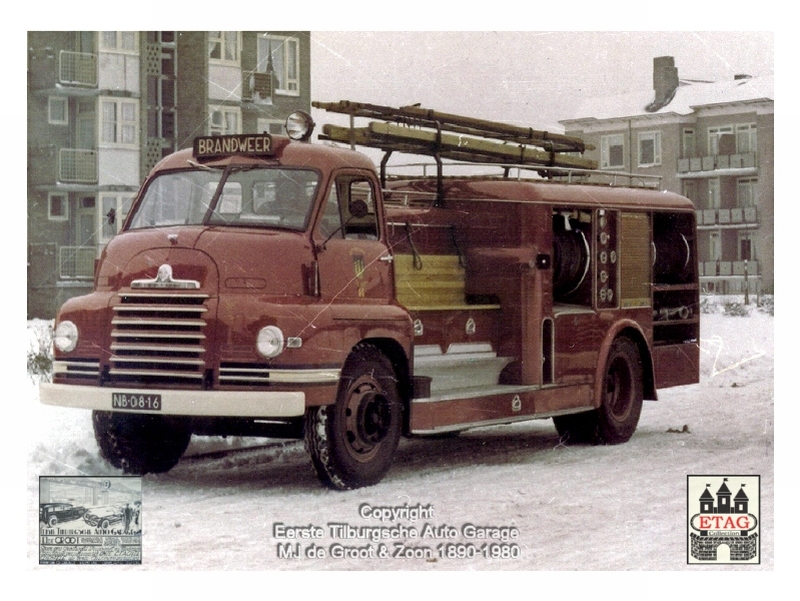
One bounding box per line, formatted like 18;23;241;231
40;101;700;490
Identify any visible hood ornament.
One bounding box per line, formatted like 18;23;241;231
131;264;200;289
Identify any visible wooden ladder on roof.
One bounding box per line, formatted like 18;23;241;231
313;99;597;171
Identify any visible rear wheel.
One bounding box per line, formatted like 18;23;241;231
554;336;644;445
305;344;402;490
93;411;191;475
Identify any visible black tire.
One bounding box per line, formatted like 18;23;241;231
93;411;191;475
553;336;644;445
100;519;110;529
553;410;597;444
48;516;58;527
304;344;402;490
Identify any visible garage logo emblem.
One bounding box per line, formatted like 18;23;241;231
39;475;142;565
687;475;760;564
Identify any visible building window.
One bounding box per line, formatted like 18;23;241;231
736;123;757;154
257;118;285;135
708;126;734;155
208;32;239;64
682;128;695;158
638;131;661;167
258;35;300;95
708;231;721;262
600;134;624;169
48;97;68;125
209;107;240;136
100;32;138;53
101;194;134;240
707;179;721;209
48;193;68;221
737;178;758;207
100;98;138;147
682;180;698;204
738;233;755;262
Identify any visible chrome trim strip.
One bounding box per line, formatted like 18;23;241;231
111;356;204;366
120;292;209;300
53;360;100;375
111;331;206;340
219;367;341;384
111;343;205;354
108;368;204;379
111;318;207;327
411;384;541;403
114;305;208;313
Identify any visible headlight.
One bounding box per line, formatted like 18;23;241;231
285;110;315;142
256;325;284;358
54;320;79;353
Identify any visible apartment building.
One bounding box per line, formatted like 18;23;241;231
560;56;774;295
27;31;311;318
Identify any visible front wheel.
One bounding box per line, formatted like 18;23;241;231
554;336;644;445
48;516;58;527
93;411;191;475
305;344;402;490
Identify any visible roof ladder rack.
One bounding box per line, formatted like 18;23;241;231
314;100;600;204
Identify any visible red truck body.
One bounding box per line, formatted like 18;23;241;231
40;108;699;489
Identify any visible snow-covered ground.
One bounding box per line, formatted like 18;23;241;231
26;306;774;572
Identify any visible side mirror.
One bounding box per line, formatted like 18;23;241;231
349;199;369;219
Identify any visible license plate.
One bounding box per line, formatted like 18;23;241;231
111;393;162;411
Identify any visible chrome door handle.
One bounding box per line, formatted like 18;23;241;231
379;255;394;263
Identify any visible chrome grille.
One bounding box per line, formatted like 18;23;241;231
109;292;209;384
53;359;101;382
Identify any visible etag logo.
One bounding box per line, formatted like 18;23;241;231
687;476;760;564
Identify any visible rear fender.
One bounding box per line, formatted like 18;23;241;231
593;320;656;408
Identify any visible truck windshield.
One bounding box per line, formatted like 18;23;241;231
127;167;320;232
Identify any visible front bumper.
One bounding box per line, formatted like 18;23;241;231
39;383;305;417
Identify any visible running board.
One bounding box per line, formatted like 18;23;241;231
413;343;514;395
408;383;594;435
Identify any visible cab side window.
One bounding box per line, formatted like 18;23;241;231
342;177;379;240
317;175;380;241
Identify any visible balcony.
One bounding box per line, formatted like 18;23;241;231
699;261;760;295
58;51;97;87
677;152;757;175
696;207;758;227
59;149;98;184
59;246;96;279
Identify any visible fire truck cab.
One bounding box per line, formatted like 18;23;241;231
40;102;699;490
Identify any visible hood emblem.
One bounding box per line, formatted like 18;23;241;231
131;264;200;289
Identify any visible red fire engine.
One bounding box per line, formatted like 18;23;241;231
40;102;699;490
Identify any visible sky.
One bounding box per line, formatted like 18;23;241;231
309;31;774;131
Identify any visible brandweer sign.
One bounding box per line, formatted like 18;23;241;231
194;134;273;158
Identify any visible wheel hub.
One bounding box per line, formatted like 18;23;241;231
356;391;391;444
605;358;633;421
343;378;394;461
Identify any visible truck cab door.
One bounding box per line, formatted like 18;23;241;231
314;173;394;302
